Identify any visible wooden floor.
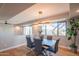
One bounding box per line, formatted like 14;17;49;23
0;45;79;56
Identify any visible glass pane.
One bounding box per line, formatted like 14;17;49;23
46;24;53;35
58;22;66;36
30;27;32;35
52;23;57;35
40;24;46;35
24;26;32;35
41;23;58;36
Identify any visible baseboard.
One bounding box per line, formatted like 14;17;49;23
59;45;79;52
59;45;71;50
0;43;26;52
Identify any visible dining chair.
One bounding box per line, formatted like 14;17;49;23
40;35;44;41
47;35;52;40
33;38;44;56
26;35;35;55
45;39;60;56
26;35;35;48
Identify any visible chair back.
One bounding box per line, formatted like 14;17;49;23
34;38;42;55
40;35;44;41
54;39;60;53
26;35;33;48
47;36;52;40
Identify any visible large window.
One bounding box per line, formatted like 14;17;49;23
51;23;58;35
46;24;53;35
41;24;46;35
41;21;67;36
24;26;32;35
58;22;66;36
45;23;58;35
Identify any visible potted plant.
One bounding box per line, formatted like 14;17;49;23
67;18;79;53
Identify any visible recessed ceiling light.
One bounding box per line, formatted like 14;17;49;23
76;9;79;13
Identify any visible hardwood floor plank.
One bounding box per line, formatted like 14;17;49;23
0;45;79;56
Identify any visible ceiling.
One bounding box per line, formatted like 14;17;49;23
0;3;69;24
70;3;79;17
0;3;34;20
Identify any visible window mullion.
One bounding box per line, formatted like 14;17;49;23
45;24;47;36
57;22;59;36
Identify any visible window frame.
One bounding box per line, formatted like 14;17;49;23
40;21;67;36
23;26;32;36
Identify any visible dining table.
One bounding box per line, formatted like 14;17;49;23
42;38;56;51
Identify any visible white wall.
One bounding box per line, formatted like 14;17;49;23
0;24;26;51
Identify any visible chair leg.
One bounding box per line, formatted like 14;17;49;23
47;51;55;56
26;48;35;55
43;49;48;56
43;50;54;56
42;51;46;56
49;51;53;56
